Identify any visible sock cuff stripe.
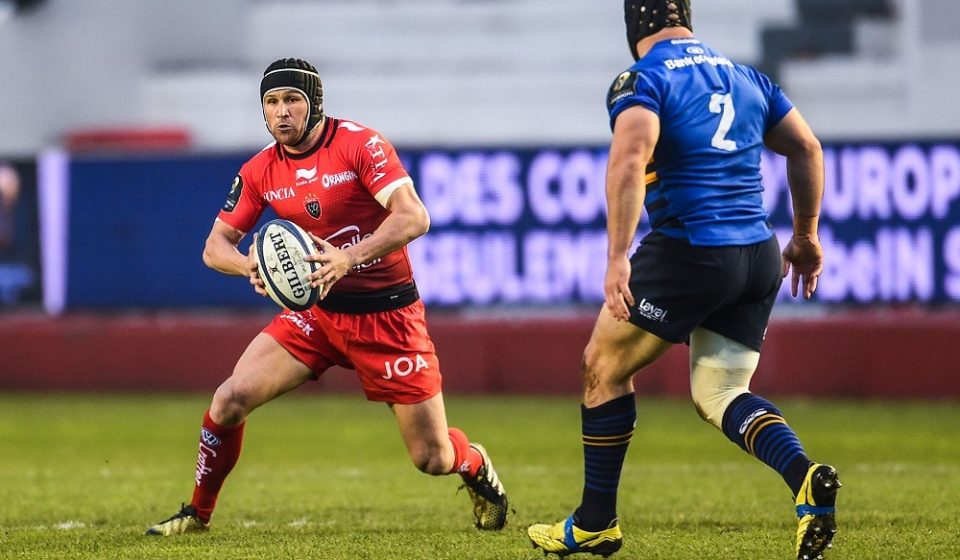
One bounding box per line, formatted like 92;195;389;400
582;430;634;441
583;433;633;446
743;412;783;439
745;417;786;456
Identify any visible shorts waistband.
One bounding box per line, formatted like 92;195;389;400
316;282;419;314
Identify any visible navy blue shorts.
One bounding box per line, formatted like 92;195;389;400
627;232;782;351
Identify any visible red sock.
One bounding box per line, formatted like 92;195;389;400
190;410;244;523
448;427;483;478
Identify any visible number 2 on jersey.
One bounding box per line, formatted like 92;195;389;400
709;93;737;152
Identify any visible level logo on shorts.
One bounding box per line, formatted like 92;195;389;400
382;354;430;380
636;297;669;323
222;175;243;212
608;70;639;108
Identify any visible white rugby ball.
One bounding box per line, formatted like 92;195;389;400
255;219;322;311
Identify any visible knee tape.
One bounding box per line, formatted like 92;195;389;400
689;328;760;429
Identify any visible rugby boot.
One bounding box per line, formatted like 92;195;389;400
461;443;508;530
145;503;209;536
528;515;623;557
796;463;841;560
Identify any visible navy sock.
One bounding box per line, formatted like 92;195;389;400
721;393;810;496
575;393;636;531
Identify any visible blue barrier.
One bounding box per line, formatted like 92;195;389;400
61;142;960;308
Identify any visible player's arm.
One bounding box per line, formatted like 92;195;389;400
203;220;267;295
305;182;429;297
605;104;659;321
764;108;824;298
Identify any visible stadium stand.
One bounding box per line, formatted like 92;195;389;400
0;0;957;153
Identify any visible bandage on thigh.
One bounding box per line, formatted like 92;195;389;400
688;327;760;429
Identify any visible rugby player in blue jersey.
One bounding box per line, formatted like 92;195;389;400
528;2;839;559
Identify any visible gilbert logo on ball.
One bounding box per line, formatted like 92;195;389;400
255;219;322;311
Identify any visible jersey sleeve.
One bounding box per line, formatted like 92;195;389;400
750;67;794;131
349;127;412;206
216;164;265;233
607;69;662;130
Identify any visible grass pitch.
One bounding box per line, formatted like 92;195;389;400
0;393;957;560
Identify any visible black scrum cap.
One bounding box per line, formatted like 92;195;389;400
260;58;324;144
624;0;693;60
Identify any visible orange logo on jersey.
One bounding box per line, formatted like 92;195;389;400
304;193;321;219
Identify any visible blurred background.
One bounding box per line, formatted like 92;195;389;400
1;0;959;399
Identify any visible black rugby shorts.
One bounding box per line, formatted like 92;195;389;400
626;232;782;351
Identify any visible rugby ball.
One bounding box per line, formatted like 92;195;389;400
255;219;322;311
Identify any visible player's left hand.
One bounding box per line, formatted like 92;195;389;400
604;255;635;321
304;233;356;300
781;234;823;299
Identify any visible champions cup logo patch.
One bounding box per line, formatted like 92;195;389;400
304;193;321;219
200;428;221;447
608;71;638;108
222;175;243;212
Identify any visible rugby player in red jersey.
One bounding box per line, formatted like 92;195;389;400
146;58;508;535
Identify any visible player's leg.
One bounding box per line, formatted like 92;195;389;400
689;326;816;492
577;306;672;526
193;333;313;518
690;327;840;559
527;306;672;556
390;392;454;475
696;235;840;559
148;312;325;536
344;300;509;530
390;393;508;530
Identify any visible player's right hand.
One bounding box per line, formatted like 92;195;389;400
781;234;823;299
247;232;268;297
604;256;635;321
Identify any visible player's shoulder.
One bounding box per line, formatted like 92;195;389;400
607;57;664;111
330;118;385;139
333;117;371;134
734;60;774;85
329;117;393;152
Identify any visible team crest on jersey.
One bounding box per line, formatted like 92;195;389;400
222;175;243;212
304;193;321;219
607;71;639;108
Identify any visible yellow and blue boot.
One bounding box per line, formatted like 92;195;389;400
528;515;623;557
796;463;841;560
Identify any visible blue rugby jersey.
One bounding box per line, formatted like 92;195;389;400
606;37;794;246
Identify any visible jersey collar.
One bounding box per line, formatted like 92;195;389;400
278;117;338;161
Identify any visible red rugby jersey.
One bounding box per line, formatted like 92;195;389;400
216;118;415;292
